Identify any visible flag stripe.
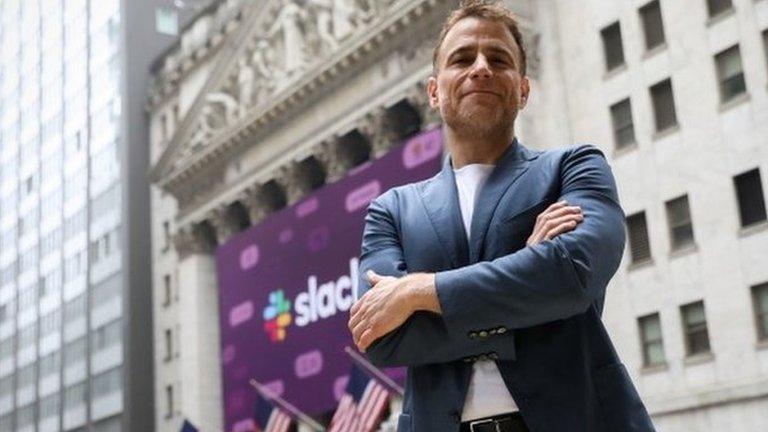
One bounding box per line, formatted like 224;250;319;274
330;365;392;432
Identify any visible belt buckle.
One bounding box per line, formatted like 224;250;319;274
468;417;501;432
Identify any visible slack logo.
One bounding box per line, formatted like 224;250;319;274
263;290;292;342
261;257;360;341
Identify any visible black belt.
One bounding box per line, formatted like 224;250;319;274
459;412;529;432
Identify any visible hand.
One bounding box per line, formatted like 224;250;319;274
348;271;433;352
526;200;583;246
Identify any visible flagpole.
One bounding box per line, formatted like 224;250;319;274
249;379;326;432
344;346;405;396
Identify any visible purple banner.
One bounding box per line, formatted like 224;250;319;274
216;128;444;432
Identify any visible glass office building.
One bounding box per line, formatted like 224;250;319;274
0;0;165;430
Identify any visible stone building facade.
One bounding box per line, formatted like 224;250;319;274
146;0;768;431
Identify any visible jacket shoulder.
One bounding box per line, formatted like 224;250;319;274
369;174;436;213
536;143;607;162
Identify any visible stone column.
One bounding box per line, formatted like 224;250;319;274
273;162;312;206
357;107;398;158
207;206;241;245
171;224;223;432
240;185;273;226
172;224;214;259
405;81;442;129
313;137;348;183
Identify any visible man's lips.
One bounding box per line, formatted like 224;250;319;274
463;90;500;97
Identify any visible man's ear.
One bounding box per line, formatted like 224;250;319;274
519;76;531;110
427;76;439;109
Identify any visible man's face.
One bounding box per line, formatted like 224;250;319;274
428;17;530;138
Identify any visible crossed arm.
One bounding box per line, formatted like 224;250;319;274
348;146;626;367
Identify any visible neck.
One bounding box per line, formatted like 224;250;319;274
446;126;515;169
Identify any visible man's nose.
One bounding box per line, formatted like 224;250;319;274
469;55;492;79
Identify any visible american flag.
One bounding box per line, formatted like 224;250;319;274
253;390;293;432
328;363;390;432
180;419;198;432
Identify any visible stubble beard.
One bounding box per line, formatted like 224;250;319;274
441;98;515;142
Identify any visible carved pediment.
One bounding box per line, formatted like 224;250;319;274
150;0;435;187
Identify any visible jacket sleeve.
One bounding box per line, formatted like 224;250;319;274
434;145;626;337
356;189;517;368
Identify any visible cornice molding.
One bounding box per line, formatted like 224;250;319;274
147;0;245;110
151;0;451;190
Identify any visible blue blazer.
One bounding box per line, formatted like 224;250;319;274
356;141;656;432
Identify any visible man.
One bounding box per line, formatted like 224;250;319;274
348;1;656;431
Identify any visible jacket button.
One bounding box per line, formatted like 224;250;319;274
468;331;478;339
479;330;488;338
497;327;507;334
489;328;498;336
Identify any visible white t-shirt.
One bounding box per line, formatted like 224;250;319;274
453;163;519;421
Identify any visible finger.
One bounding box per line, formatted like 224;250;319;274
351;309;373;342
532;204;576;234
348;304;366;331
529;210;581;245
358;327;375;352
547;213;584;229
351;317;368;346
543;205;582;220
542;200;568;214
544;220;579;240
350;295;366;315
543;215;584;240
528;217;551;245
369;271;390;288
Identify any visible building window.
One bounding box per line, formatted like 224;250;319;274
626;211;651;264
64;337;87;367
39;393;60;420
763;30;768;73
706;0;732;18
162;220;171;252
681;301;711;356
665;194;695;250
639;1;665;51
164;328;173;361
24;175;34;195
40;310;61;338
64;382;87;409
93;319;122;352
16;404;34;429
17;364;36;389
638;313;665;367
733;168;767;227
601;21;625;72
163;274;172;307
39;352;60;378
650;78;678;132
753;283;768;342
91;367;122;399
715;45;746;103
610;98;635;149
165;384;174;418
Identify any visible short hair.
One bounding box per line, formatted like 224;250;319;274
432;0;527;76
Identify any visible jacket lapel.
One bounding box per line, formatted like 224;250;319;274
468;139;536;263
419;155;470;269
419;139;538;268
